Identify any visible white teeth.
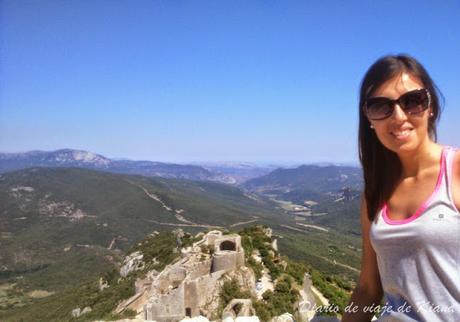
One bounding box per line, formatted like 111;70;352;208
392;129;411;138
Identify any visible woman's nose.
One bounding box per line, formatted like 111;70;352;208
391;104;408;121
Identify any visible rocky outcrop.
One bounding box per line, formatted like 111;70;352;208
99;277;109;291
71;306;92;317
120;251;145;277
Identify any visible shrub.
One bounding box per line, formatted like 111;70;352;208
218;279;252;315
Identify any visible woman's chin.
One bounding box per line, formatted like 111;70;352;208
382;140;418;154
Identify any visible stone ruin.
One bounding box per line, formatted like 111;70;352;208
109;227;334;322
117;230;248;322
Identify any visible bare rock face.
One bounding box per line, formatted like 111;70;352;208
271;239;278;252
225;267;256;296
262;227;272;238
99;277;109;291
82;306;92;314
173;228;185;247
120;251;145;278
71;308;81;318
71;306;92;318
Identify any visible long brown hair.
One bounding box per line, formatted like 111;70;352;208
358;55;443;221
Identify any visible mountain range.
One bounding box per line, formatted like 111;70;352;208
0;149;364;235
0;151;364;320
0;149;272;184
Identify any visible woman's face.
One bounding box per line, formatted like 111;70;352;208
367;72;432;154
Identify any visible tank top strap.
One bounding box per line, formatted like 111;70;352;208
443;145;459;212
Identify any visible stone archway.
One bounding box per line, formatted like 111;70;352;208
220;240;236;251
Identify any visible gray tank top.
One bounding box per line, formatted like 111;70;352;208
369;145;460;321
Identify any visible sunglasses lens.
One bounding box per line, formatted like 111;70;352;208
365;98;393;120
365;89;430;120
400;90;429;114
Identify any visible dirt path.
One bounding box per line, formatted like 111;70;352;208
138;185;172;211
145;219;223;229
280;224;307;233
317;256;360;273
252;252;274;299
131;181;261;230
230;218;258;227
128;181;198;225
296;222;329;232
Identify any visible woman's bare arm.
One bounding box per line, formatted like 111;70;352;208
341;195;383;322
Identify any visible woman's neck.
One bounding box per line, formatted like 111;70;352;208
397;140;443;179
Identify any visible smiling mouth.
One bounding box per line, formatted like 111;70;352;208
390;129;413;140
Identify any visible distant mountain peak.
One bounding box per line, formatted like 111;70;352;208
52;149;111;165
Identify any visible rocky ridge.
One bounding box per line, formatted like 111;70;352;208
75;226;340;322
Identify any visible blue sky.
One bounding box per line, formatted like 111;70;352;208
1;0;459;164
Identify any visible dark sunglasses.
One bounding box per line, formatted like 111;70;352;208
363;88;431;120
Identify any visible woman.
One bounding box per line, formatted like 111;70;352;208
341;55;460;322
